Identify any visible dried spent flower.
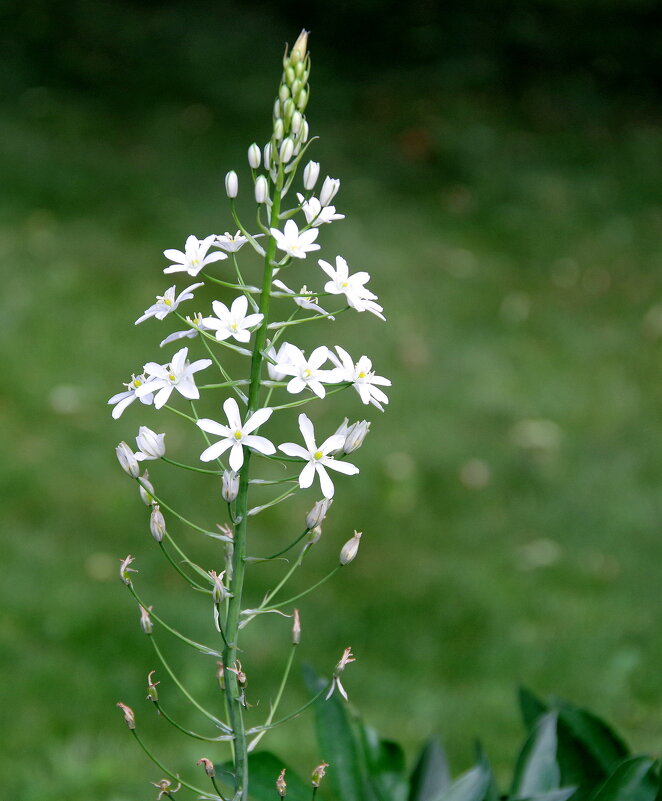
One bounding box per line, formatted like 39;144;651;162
119;554;138;586
340;531;362;566
277;768;287;798
311;762;329;788
116;701;136;729
326;647;356;701
139;604;153;635
146;670;160;703
151;778;181;799
197;757;216;777
292;608;301;645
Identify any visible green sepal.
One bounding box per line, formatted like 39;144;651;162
409;738;451;801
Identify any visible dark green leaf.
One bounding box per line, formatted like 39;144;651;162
304;665;365;801
590;756;659;801
519;688;549;731
474;742;499;801
360;723;408;801
216;752;310;801
435;765;491;801
511;712;561;797
552;700;629;774
409;738;451;801
513;788;578;801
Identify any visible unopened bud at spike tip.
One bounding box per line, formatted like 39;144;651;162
248;143;261;169
292;608;301;644
197;758;215;777
149;505;166;542
255;175;269;204
116;441;140;477
291;29;309;64
225;170;238;199
221;470;240;502
303;161;320;191
340;531;362;566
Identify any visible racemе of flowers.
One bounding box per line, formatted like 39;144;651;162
109;30;391;801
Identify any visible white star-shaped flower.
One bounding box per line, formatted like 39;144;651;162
214;231;261;253
197;398;275;470
296;194;345;227
330;346;391;411
136;347;211;409
272;279;334;317
135;282;203;325
278;413;359;499
108;373;154;419
159;312;212;347
163;235;227;276
270;220;320;259
318;256;385;320
202;295;263;343
272;344;341;398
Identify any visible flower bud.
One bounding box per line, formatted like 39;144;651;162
135;426;166;460
295;61;305;79
292;608;301;645
291;110;303;134
343;420;370;454
303;161;320;190
306;498;333;530
273;98;281;120
255;175;269;204
139;604;153;634
340;531;362;566
311;763;329;788
116;441;140;477
329;417;350;455
309;525;322;546
285;66;296;86
146;670;159;703
116;701;136;729
221;470;240;502
282;97;295;122
149;505;166;542
278;84;290;104
197;758;215;777
138;470;156;505
319;176;340;207
301;119;310;143
277;769;287;798
291;29;308;64
291;79;302;100
225;170;238;199
264;143;272;171
279;137;294;164
248;143;261;169
296;88;308;111
274;118;284;141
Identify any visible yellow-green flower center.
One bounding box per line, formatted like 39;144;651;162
313;450;323;460
234;430;243;440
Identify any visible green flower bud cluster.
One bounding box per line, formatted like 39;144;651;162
271;30;310;162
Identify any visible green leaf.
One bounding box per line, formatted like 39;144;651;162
552;700;629;774
511;712;561;797
590;756;659;801
474;742;499;801
215;752;310;801
519;688;549;731
304;665;365;801
513;788;578;801
409;738;451;801
360;723;409;801
435;764;490;801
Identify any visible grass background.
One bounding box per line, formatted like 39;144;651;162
1;2;662;798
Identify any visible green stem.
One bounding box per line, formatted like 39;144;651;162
246;687;327;734
154;701;232;742
158;541;210;592
261;528;310;560
162;456;223;475
247;644;297;751
267;566;342;611
223;161;286;801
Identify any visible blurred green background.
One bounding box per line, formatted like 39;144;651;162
2;1;662;798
